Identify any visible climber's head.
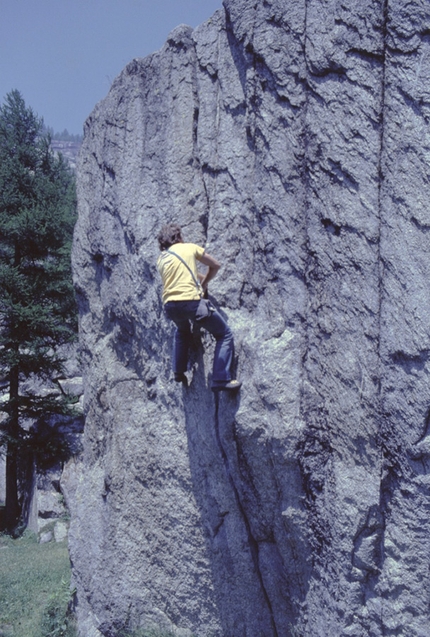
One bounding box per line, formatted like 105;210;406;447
157;223;183;251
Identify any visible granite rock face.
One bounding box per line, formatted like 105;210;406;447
69;1;430;635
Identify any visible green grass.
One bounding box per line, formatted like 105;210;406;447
0;531;76;637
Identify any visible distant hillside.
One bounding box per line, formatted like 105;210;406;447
50;139;81;171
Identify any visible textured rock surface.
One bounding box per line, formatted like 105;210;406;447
69;1;430;635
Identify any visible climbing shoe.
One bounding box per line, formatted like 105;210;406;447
211;379;242;392
174;373;188;386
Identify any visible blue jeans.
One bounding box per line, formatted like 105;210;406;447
164;300;234;382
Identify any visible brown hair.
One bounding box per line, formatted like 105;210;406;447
157;223;183;250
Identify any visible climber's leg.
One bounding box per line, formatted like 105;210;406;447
164;301;199;374
199;309;234;383
172;319;192;375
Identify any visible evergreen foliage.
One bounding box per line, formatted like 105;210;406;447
44;125;82;143
0;90;78;533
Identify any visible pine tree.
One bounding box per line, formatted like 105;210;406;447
0;90;78;533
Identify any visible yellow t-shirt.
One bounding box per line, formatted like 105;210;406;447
157;242;205;304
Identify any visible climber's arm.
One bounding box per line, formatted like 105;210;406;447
199;252;221;291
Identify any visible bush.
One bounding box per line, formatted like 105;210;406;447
37;578;77;637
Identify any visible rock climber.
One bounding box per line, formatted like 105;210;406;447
157;223;241;391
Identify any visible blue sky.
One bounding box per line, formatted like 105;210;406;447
0;0;222;135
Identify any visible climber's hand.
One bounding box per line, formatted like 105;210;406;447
199;253;220;291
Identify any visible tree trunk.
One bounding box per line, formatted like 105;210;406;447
5;364;20;532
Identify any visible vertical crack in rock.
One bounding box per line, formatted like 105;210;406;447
190;38;209;241
213;394;279;637
375;0;430;632
298;0;397;633
299;0;336;570
372;2;390;632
